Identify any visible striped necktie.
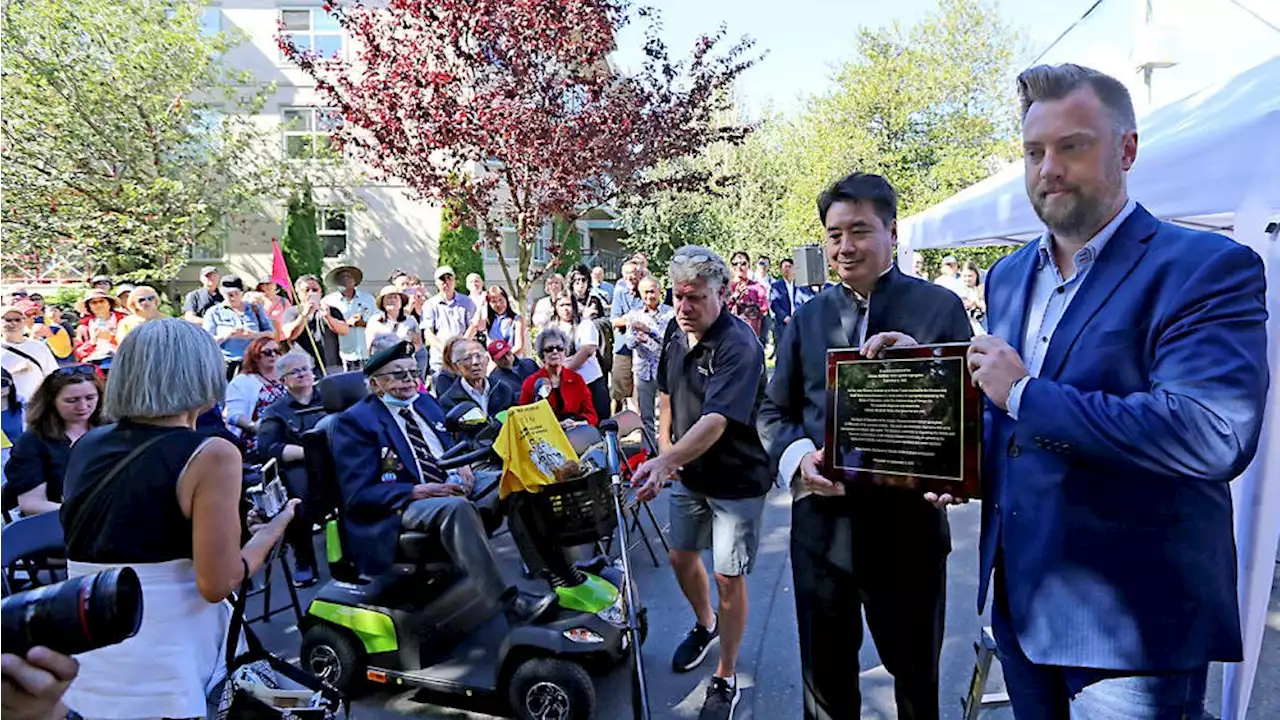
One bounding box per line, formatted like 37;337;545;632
398;408;444;484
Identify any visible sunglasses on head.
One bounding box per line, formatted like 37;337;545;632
55;365;97;378
374;369;417;382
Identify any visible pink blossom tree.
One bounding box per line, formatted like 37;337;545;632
280;0;755;308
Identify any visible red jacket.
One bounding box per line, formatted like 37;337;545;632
519;367;598;426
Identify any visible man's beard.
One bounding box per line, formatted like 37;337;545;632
1031;164;1123;239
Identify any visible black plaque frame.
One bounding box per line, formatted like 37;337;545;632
823;342;982;499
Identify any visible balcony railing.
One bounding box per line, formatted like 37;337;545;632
581;249;626;280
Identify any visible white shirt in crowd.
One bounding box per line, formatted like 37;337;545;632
365;313;420;354
1;338;57;401
572;320;603;385
462;378;492;411
934;273;964;296
381;396;448;481
324;289;378;362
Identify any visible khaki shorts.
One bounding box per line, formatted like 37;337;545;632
611;353;634;403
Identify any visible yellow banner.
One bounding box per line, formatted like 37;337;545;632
494;400;580;499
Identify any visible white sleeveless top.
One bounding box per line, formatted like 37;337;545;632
62;558;239;719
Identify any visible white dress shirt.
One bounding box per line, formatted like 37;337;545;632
380;396;447;480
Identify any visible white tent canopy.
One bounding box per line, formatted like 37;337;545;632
898;54;1280;251
898;54;1280;720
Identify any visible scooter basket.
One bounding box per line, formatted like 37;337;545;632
529;468;617;546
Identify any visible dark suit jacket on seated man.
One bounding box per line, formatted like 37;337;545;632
966;65;1269;718
331;340;554;621
757;172;972;720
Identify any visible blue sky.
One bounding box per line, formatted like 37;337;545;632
611;0;1280;120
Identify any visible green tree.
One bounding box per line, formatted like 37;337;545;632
776;0;1025;250
438;203;483;282
0;0;346;283
281;181;322;283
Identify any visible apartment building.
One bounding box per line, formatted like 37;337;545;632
178;1;628;296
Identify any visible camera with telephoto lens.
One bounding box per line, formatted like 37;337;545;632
1;567;144;656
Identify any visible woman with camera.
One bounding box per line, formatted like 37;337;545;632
4;367;104;517
58;319;297;719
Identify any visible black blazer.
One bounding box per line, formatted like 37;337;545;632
438;377;515;418
759;267;973;562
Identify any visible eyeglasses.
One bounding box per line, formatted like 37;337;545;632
2;316;23;324
281;367;313;379
540;345;565;355
457;352;488;365
260;348;281;357
374;369;417;382
55;365;97;378
135;295;159;303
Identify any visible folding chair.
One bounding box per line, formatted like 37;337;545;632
1;511;66;596
961;626;1011;719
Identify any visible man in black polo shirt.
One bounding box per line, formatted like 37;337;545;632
633;245;769;720
182;265;223;324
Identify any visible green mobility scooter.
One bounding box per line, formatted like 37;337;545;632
295;373;649;719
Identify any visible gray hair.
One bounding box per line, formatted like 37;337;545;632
1017;63;1136;134
451;338;483;363
668;245;730;293
276;348;314;375
105;318;226;419
535;326;570;357
368;332;402;356
637;272;663;293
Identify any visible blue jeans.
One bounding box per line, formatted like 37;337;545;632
993;582;1208;720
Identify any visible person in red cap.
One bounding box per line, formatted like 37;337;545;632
486;337;537;397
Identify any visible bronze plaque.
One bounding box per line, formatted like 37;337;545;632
823;342;981;499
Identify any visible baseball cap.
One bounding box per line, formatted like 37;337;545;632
199;265;219;278
434;265;455;280
942;255;958;265
486;339;512;360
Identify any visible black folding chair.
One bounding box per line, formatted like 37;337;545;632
1;511;66;596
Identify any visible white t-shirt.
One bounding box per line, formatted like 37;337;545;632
2;339;58;401
572;321;603;385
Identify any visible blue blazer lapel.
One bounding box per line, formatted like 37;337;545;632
990;246;1038;355
373;399;420;483
1037;207;1159;381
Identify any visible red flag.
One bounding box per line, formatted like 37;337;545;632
271;238;295;303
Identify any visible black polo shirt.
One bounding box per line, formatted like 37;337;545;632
658;308;769;499
183;288;223;318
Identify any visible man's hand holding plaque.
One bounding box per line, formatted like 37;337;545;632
822;333;983;504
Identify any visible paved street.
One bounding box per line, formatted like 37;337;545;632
253;491;1280;719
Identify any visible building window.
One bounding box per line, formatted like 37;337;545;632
281;106;339;159
318;208;349;258
484;224;551;263
279;7;343;59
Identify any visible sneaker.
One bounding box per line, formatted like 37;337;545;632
291;563;318;589
699;675;741;720
671;615;719;672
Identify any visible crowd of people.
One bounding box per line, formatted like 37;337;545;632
2;60;1266;720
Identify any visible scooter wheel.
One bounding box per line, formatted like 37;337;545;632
508;658;595;720
301;624;364;692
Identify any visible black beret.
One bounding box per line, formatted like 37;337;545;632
364;340;416;376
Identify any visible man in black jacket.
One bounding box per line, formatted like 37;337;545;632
758;173;972;720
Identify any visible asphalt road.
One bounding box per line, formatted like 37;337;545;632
253;492;1280;719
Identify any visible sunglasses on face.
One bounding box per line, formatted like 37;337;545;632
260;348;281;357
374;369;417;382
731;261;748;268
2;316;23;324
136;295;158;303
540;345;565;356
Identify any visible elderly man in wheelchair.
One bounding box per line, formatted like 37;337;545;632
328;340;555;623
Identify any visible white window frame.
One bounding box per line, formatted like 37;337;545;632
278;7;344;62
486;223;551;263
280;106;338;159
317;207;350;259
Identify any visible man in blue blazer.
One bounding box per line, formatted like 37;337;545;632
768;257;816;340
331;340;554;621
965;64;1269;717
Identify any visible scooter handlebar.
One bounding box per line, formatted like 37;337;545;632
438;442;496;471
